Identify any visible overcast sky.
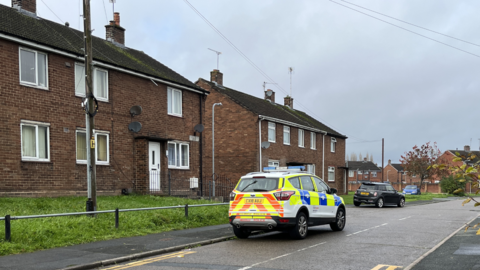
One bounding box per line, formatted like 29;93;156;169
3;0;479;166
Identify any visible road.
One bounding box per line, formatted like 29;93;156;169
98;200;478;270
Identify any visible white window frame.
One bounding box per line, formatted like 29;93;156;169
20;120;50;162
358;170;363;175
310;132;316;150
372;172;377;177
168;141;189;169
307;164;315;174
74;63;109;102
19;47;48;89
331;137;336;153
283;126;290;145
268;122;276;143
298;129;304;147
348;170;354;177
167;87;183;117
76;129;110;165
268;160;280;168
328;166;335;182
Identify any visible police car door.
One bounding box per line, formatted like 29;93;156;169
313;176;336;218
299;176;319;218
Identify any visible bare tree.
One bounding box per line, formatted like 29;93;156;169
359;153;363;161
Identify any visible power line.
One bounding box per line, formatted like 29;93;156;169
341;0;480;48
102;0;109;24
330;0;480;59
183;0;349;136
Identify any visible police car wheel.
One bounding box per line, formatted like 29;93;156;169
289;212;308;240
233;226;251;239
330;207;346;231
376;197;384;208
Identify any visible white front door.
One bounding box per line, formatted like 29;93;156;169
149;142;161;191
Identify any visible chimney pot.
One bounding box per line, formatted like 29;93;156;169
114;12;120;26
464;145;470;152
12;0;36;14
210;69;223;85
388;159;391;165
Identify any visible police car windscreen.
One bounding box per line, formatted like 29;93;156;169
238;178;279;192
360;184;378;190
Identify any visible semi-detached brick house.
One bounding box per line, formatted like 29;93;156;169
347;160;382;182
383;160;421;184
196;70;348;194
0;0;209;197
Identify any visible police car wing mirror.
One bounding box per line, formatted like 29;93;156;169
330;188;338;194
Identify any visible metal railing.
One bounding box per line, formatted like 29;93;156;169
0;202;229;242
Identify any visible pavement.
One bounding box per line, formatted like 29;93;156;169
0;199;478;270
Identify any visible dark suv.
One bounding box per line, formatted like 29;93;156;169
354;182;405;208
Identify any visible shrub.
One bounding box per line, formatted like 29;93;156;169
440;175;465;196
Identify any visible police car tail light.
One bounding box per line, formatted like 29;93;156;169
274;191;295;201
230;192;236;201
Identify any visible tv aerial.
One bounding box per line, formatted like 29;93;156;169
263;82;278;92
208;48;222;70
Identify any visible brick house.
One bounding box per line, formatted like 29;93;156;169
0;1;209;197
383;160;421;184
347;159;382;182
436;146;480;193
196;70;348;194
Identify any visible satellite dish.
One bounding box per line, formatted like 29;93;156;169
194;124;204;133
128;121;142;133
130;105;142;117
266;90;273;97
261;141;270;149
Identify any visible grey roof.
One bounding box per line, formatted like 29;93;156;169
347;161;381;171
447;150;480;165
390;163;404;172
0;4;205;92
200;80;346;138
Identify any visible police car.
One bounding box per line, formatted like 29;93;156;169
229;167;346;239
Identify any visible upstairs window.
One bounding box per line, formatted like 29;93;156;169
311;132;316;149
21;121;50;161
298;129;304;147
283;126;290;145
75;63;108;101
331;137;337;152
268;122;276;142
20;48;48;89
168;141;189;169
372;172;378;177
167;87;182;116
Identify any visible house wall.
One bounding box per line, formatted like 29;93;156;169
0;38;203;197
197;79;347;194
348;171;383;182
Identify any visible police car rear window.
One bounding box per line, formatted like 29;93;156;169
237;178;279;192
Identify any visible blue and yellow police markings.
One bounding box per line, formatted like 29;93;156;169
371;264;403;270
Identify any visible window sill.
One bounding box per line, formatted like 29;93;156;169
21;159;51;163
298;146;305;148
20;83;49;91
311;148;316;150
328;180;335;182
168;114;183;118
76;161;110;166
168;167;190;170
268;140;276;143
283;143;290;146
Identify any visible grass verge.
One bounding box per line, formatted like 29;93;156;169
0;195;228;256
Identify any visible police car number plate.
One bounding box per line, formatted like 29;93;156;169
361;192;369;196
245;198;264;203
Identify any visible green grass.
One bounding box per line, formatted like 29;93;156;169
0;195;228;256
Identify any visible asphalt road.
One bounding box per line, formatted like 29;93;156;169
98;200;479;270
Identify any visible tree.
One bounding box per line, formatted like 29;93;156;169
400;142;447;187
349;152;358;161
369;154;374;162
366;152;370;161
359;153;363;161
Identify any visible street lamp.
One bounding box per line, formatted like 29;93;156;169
212;102;223;197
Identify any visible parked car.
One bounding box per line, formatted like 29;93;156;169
403;185;421;195
354;182;405;208
229;168;346;240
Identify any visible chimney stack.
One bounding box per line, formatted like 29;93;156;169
264;89;275;103
210;69;223;85
105;12;125;45
363;157;367;162
388;159;391;165
284;96;293;109
12;0;36;14
464;145;470;152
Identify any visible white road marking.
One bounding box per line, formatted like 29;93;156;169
399;216;412;220
346;223;389;237
237;242;327;270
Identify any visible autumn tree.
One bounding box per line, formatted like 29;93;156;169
400;142;447;187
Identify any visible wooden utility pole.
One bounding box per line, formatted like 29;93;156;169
83;0;97;211
382;138;384;183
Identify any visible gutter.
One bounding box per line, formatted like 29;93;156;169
0;33;207;95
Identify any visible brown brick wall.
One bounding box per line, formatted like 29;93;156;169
0;39;203;197
197;79;347;194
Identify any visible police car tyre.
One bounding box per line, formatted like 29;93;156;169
233;226;251;239
376;197;384;208
354;202;361;207
289;212;308;240
398;197;405;207
330;207;346;231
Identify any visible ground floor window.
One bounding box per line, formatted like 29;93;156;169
268;160;280;168
348;170;354;177
21;121;50;161
76;130;109;165
328;166;335;182
168;141;189;169
307;164;315;174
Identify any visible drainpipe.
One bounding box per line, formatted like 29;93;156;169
322;133;325;180
199;94;204;196
259;118;263;171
